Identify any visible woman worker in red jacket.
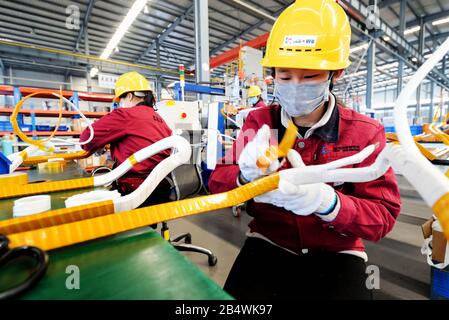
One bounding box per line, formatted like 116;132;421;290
247;85;267;108
80;71;172;205
208;0;401;300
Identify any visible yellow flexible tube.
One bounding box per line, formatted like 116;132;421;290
7;174;280;250
433;192;449;241
22;150;90;165
11;89;64;153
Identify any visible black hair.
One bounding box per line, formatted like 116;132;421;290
271;67;335;91
120;91;155;107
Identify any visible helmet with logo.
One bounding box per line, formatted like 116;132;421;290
261;0;351;70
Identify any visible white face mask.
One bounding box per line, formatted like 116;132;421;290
248;97;258;106
119;94;133;108
274;80;331;117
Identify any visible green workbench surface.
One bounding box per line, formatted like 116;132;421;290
0;163;100;219
0;162;232;300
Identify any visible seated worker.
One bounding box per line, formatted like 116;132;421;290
209;0;401;300
80;71;173;205
247;85;266;108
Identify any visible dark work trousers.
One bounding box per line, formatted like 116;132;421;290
224;237;373;300
115;178;172;229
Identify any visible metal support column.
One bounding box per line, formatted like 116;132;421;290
156;40;162;101
415;17;425;124
443;56;448;115
84;28;92;111
366;41;375;111
0;59;4;106
85;28;92;92
194;0;210;100
429;81;435;122
9;67;13;85
397;0;406;97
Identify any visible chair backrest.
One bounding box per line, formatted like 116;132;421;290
166;130;204;201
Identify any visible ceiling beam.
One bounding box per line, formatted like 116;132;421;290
186;3;290;70
75;0;97;52
406;9;449;29
135;4;194;63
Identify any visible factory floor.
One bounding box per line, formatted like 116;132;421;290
163;174;433;300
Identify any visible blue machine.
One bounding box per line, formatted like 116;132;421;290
173;82;225;101
0;152;11;174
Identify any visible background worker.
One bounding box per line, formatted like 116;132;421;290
80;71;173;205
247;85;266;108
209;0;401;300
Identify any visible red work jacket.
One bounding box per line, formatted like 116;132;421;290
80;103;172;192
209;102;401;254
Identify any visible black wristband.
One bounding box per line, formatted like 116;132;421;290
238;171;250;185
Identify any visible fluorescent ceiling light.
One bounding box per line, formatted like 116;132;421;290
433;17;449;26
404;26;421;35
383;36;390;41
90;67;99;78
350;43;369;53
99;0;147;60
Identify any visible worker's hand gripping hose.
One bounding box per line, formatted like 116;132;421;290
0;134;392;302
1;142;382;251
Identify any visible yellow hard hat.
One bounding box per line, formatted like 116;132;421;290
261;0;351;70
248;85;262;98
114;71;152;102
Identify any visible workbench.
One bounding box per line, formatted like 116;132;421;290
0;162;232;300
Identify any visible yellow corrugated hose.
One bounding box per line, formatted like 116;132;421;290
6;174;280;250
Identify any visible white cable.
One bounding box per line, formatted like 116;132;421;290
92;135;190;187
279;145;391;186
8;145;39;172
208;128;236;142
48;93;94;146
65;190;121;208
394;37;449;205
114;135;191;212
13;195;51;217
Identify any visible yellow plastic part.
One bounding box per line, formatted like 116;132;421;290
7;174;280;250
11;89;64;153
256;121;298;170
261;0;351;70
433;192;449;241
114;71;152;102
248;86;262;98
22;150;90;166
3;124;298;250
0;172;28;186
0;200;114;235
414;142;438;161
38;160;67;174
128;154;138;166
387;133;437;161
0;177;94;200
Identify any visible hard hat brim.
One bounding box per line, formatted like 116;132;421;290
261;55;351;71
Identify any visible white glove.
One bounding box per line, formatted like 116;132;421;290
238;124;279;182
254;149;338;217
